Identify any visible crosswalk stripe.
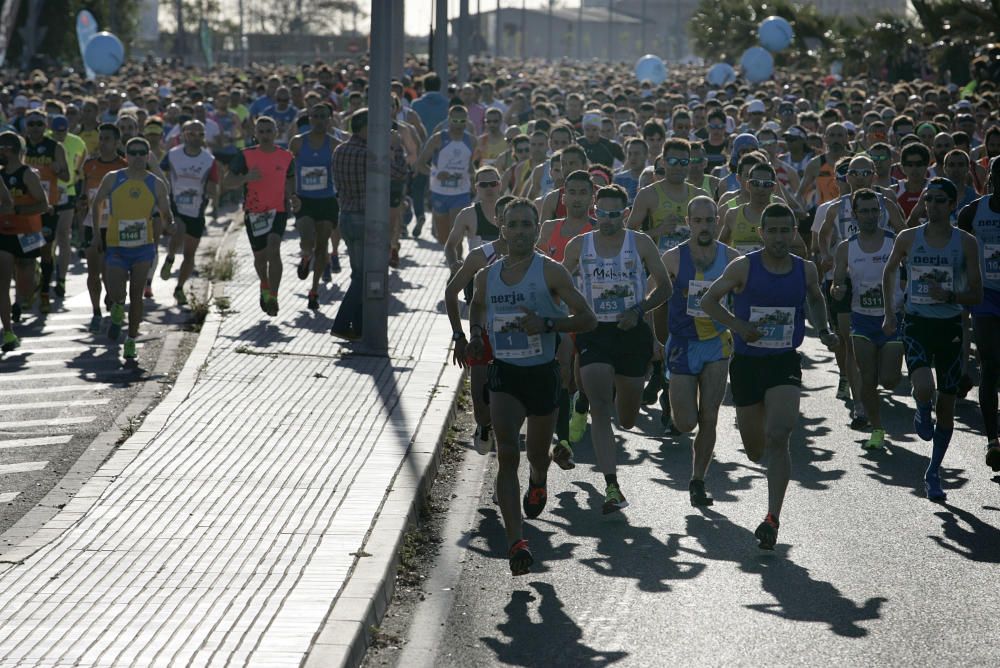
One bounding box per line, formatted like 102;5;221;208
10;358;120;368
47;312;96;321
0;461;49;474
0;385;108;398
0;370;132;383
0;492;19;503
0;416;95;429
0;435;73;449
0;398;110;412
13;345;143;356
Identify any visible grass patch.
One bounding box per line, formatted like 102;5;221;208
202;249;236;282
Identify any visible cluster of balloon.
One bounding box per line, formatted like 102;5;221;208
634;54;668;86
706;62;737;87
724;16;792;85
740;46;775;84
83;32;125;76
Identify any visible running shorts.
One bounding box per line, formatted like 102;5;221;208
850;312;901;348
901;313;963;395
487;359;561;417
576;321;653;377
665;331;733;377
729;350;802;407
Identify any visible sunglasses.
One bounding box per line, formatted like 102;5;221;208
477;180;499;188
450;118;467;124
749;179;775;188
665;157;690;167
127;150;149;157
779;108;795;115
759;139;777;146
868;153;890;162
595;208;626;219
847;169;874;177
708;123;725;130
276;98;291;102
902;161;928;168
309;112;330;119
515;147;529;154
688;157;705;164
26;121;45;127
925;195;951;204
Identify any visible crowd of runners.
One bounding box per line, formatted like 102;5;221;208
1;52;999;575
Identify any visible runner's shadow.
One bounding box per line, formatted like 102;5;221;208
0;351;31;371
792;415;845;491
481;581;628;666
223;321;296;346
542;482;705;592
928;504;1000;563
860;442;969;499
680;510;886;638
463;506;578;574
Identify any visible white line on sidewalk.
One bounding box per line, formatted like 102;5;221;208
0;492;19;503
0;416;95;429
0;398;110;412
0;461;49;475
0;435;73;449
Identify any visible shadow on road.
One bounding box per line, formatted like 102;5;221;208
930;503;1000;563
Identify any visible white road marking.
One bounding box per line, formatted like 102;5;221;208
0;398;110;412
0;435;73;449
0;492;19;503
0;416;96;429
0;461;49;474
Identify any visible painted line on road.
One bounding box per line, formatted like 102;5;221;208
0;461;49;475
13;344;144;356
0;416;96;429
47;312;96;321
0;385;108;398
0;398;110;412
12;359;120;368
0;370;132;383
0;492;19;503
0;435;73;450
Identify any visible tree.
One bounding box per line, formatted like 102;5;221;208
248;0;365;35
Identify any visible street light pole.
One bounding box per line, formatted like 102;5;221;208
363;0;392;354
495;0;501;57
458;0;469;83
577;0;583;61
390;0;405;79
520;0;526;59
434;0;449;86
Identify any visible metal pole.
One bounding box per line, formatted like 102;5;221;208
577;1;583;61
607;0;612;62
495;0;501;58
520;0;526;59
547;0;553;62
458;0;469;83
641;0;647;55
390;0;405;79
238;0;246;67
363;0;391;354
434;0;448;88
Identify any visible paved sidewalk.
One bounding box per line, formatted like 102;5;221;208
0;225;463;667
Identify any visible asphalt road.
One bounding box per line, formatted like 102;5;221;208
397;335;1000;666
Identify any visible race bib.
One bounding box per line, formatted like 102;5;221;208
592;279;636;322
300;166;328;192
117;219;149;247
248;210;276;237
491;313;542;360
909;265;953;305
984;243;1000;282
57;184;69;206
438;173;461;189
17;231;44;252
748;306;795;349
686;280;713;318
856;282;884;316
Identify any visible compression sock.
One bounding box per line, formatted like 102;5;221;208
928;426;954;475
575;390;590;415
40;261;54;294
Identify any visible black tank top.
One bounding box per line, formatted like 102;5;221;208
474;202;500;242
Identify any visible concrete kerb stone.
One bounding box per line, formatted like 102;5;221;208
304;363;467;668
0;214;239;565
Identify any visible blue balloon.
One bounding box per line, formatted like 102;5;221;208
83;32;124;76
740;47;775;83
758;16;794;52
706;63;737;87
634;54;668;86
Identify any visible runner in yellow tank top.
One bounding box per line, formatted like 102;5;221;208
719;163;808;256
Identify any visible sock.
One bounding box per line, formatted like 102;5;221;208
927;426;953;476
40;261;53;294
647;361;663;389
575;391;590;415
556;389;570;442
604;473;618;487
917;400;933;418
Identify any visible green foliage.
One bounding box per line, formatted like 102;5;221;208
4;0;140;67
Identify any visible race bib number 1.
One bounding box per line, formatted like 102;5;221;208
491;313;542;360
748;306;795;349
248;210;276;237
17;231;44;252
909;265;953;305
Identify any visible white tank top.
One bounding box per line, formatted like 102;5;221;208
430;131;474;196
847;231;900;317
578;230;647;322
166;146;215;218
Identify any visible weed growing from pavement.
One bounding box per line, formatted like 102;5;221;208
368;625;403;650
214;296;232;315
187;293;210;332
203;250;237;282
116;415;142;445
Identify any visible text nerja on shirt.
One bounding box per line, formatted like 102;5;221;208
904;225;967;319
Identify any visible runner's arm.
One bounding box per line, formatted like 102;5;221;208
804;260;836;344
831;240;850;300
885;198;906;233
415;135;440;175
465;269;490;359
625;188;649;230
700;258;755;339
153;178;175;234
445;251;486;367
717;207;734;243
560;235;583;275
544;261;598;333
639;235;673;310
796;157;819;203
53;143;70;182
881;230;912;322
817;206;838;271
955;232;984;306
445;208;472;271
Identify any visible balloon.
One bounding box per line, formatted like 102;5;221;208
634;54;668;86
740;47;774;83
83;32;124;76
706;63;737;87
758;16;794;52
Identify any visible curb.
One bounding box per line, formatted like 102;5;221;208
304;363;467;668
0;215;237;567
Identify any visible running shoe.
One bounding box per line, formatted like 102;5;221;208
863;429;886;451
159;255;174;280
641;372;662;405
88;313;103;333
836;375;850;400
259;288;272;314
689;479;714;507
143;283;153;300
296;255;312;280
473;423;493;455
123;337;137;360
412;216;424;238
322;262;332;283
11;301;21;323
755;513;780;550
330;255;342;274
307;290;319;311
107;303;124;341
174;287;188;306
568;405;588;443
602;483;629;515
551;440;575;470
265;295;279;317
54;279;66;298
914;406;935;442
522;480;547;519
508;539;532;576
1;330;19;352
39;293;50;314
850;406;869;430
924;469;946;502
389;247;400;269
986;442;1000;472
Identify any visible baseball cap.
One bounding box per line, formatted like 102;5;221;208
50;115;69;131
582;112;602;129
12;95;28;109
783;125;807;140
732;133;759;155
952;99;972;111
747;99;766;114
924;176;957;201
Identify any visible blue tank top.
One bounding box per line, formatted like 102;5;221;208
295;134;336;198
486;253;566;367
732;251;806;356
969;195;1000;317
669;242;729;340
905;225;966;319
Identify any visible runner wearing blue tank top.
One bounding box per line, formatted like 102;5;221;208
467;198;596;576
289;103;341;310
701;203;839;550
658;196;739;506
957;158;1000;471
882;177;983;501
563;185;674;515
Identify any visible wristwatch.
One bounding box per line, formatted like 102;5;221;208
544;318;555;333
819;328;834;339
452;331;466;342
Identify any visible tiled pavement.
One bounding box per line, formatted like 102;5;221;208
0;224;464;667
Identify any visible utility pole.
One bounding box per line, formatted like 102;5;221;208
390;0;405;79
495;0;501;58
175;0;186;57
547;0;553;62
520;0;526;59
607;0;612;62
434;0;448;86
577;1;583;61
363;0;391;354
641;0;647;54
238;0;247;67
458;0;469;83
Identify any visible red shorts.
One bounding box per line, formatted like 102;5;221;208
466;333;494;366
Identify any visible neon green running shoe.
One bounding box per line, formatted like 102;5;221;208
863;428;885;450
123;337;137;360
568;409;588;444
602;483;629;515
108;303;125;341
1;330;19;352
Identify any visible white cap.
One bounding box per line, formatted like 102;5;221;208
12;95;28;109
747;99;765;114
